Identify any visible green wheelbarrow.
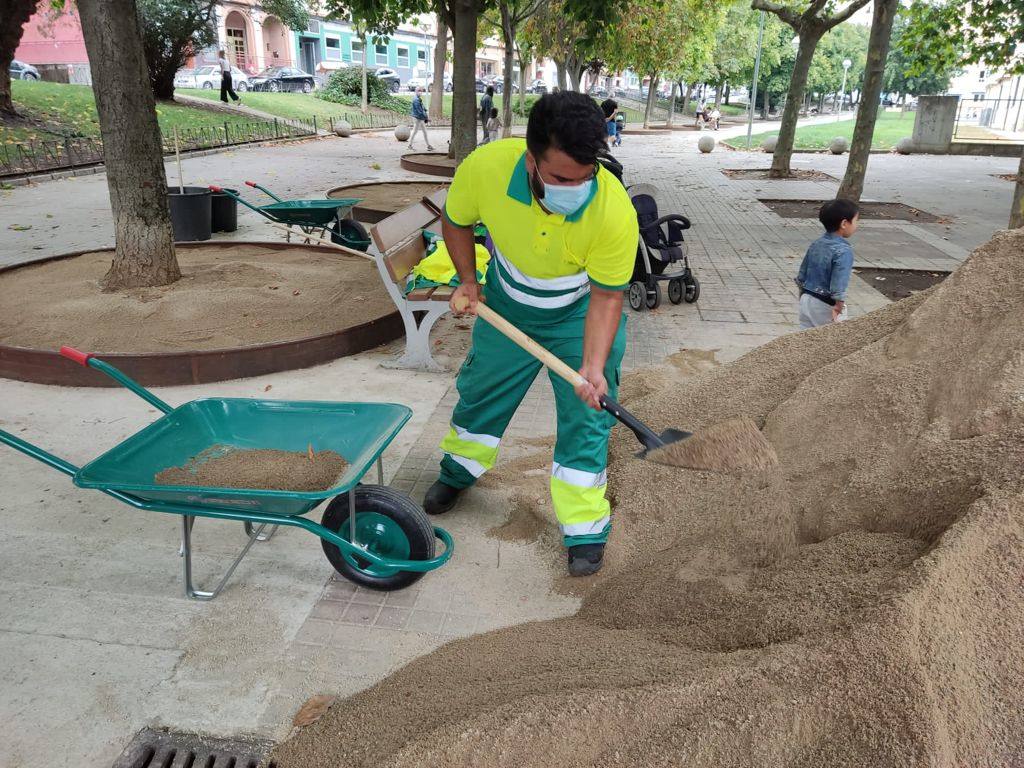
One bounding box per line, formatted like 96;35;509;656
0;347;453;600
212;181;372;251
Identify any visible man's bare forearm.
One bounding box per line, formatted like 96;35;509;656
583;286;623;373
441;216;478;284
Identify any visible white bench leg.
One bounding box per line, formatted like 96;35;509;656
382;304;449;372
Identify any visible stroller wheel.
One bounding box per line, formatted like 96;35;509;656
628;281;646;311
684;277;701;304
645;282;662;310
668;278;684;304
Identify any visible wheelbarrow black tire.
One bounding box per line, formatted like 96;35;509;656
331;219;371;251
320;485;435;591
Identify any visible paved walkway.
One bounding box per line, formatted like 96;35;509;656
0;125;1018;767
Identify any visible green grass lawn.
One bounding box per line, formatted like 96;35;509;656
178;87;399;121
3;80;277;146
725;109;916;151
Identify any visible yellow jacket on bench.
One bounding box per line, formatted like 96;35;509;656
405;240;491;294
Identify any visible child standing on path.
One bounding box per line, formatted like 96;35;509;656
483;107;501;143
795;198;859;329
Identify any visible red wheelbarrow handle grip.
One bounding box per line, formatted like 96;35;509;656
209;185;223;193
245;180;257;187
59;346;92;366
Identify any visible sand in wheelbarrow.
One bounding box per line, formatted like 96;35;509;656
155;446;347;491
272;228;1024;768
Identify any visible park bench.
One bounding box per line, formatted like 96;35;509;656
369;188;454;372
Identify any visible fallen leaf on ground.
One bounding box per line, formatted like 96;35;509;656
8;224;31;231
264;384;272;392
292;695;335;727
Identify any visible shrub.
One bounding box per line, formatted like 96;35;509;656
318;67;407;113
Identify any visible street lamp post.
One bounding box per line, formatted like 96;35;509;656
837;58;851;121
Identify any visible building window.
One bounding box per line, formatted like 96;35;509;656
979;70;986;81
376;43;389;65
397;45;409;67
351;39;363;63
325;36;341;61
479;61;494;77
418;49;427;63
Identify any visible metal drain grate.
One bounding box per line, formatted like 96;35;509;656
112;728;276;768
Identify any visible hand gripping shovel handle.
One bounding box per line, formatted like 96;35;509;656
470;302;668;452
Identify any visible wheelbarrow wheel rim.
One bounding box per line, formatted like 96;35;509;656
340;511;411;577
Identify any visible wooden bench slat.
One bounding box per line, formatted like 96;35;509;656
384;237;428;284
430;286;455;301
371;189;448;253
405;286;438;301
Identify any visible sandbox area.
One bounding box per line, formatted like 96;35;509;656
0;242;403;386
274;229;1024;767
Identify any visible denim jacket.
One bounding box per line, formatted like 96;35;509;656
411;95;427;121
795;232;854;301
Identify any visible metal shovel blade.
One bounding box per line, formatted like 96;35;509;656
637;428;694;458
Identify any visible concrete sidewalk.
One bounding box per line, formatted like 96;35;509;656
0;126;1018;767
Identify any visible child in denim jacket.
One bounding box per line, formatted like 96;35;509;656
795;198;859;329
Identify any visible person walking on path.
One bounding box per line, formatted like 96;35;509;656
218;50;240;105
795;198;859;329
408;87;434;151
480;85;494;143
423;92;639;578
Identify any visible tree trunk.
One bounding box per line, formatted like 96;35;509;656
361;31;369;115
1010;148;1024;229
555;58;567;91
644;73;658;129
714;80;723;108
77;0;180;290
449;0;478;162
838;0;897;201
666;81;677;128
769;26;823;178
429;16;447;121
516;45;527;113
567;56;581;92
724;84;730;106
499;2;514;138
682;82;693;115
1;0;37;115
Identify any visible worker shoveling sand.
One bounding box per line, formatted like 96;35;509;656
274;229;1024;767
155;446;347;491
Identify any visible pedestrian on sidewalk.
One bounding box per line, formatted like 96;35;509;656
423;91;638;578
408;87;434;151
482;107;501;143
480;85;494;142
218;50;240;105
795;198;859;329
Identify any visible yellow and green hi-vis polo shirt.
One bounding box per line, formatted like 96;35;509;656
443;138;638;320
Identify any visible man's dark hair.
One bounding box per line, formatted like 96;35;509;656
486;85;494;96
819;198;859;232
599;98;618;118
526;91;607;166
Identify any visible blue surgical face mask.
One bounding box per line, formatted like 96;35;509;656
532;168;594;217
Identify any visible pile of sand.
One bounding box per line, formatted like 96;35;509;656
156;446;347;491
274;229;1024;767
0;244;392;353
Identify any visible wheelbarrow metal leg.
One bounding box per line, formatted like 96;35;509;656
181;515;269;601
243;521;279;541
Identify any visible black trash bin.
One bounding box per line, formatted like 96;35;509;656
168;186;212;242
211;187;239;233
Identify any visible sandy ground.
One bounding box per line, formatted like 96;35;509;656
0;243;391;352
274;230;1024;767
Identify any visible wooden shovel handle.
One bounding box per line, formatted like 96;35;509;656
467;301;587;388
264;220;373;260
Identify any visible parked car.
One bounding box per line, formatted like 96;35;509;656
249;66;316;93
374;68;401;92
587;85;608;98
174;64;249;91
9;59;39;81
483;75;518;95
406;74;429;91
528;79;548;94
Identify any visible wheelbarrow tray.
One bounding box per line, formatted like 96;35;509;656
261;198;361;226
74;398;411;517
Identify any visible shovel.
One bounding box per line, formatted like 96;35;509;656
460;298;692;457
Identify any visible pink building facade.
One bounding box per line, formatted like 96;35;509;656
14;3;88;66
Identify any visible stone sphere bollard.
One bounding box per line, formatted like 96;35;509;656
394;124;411;142
698;135;716;154
829;136;849;155
762;135;778;153
895;137;914;155
334;120;352;138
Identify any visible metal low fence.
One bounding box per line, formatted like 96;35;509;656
953;97;1024;142
0;108;409;179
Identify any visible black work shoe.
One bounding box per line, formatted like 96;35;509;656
423;480;462;515
567;543;605;576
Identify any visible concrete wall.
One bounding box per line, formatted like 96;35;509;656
912;95;959;151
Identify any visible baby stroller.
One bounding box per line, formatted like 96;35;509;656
626;183;700;310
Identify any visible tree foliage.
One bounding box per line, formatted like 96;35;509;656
902;0;1023;76
884;8;959;98
262;0;310;31
318;66;409;110
137;0;217;100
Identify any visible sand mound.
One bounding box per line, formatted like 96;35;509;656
274;229;1024;767
155;446;347;491
646;416;778;471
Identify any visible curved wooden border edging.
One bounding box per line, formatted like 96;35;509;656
326;180;451;224
399;153;457;178
0;241;404;388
